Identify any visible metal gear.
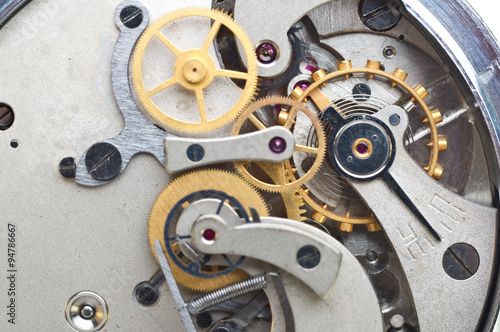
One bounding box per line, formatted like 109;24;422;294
148;169;269;292
290;60;445;231
132;8;258;132
231;96;326;192
253;161;307;221
291;61;444;178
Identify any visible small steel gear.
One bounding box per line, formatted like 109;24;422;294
132;8;258;132
290;61;445;231
231;96;326;192
148;169;269;292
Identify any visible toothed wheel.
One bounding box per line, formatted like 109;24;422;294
132;8;258;132
290;61;445;232
252;161;307;221
231;97;326;192
148;169;268;292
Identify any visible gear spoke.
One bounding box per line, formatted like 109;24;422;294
284;108;299;129
278;162;287;185
195;88;208;123
132;8;258;132
232;97;326;192
248;114;267;130
147;77;178;97
295;144;319;154
215;69;249;80
202;20;222;52
155;31;181;57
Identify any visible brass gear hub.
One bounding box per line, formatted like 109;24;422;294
148;169;269;292
132;8;258;132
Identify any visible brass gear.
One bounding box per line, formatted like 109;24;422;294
253;161;307;221
293;62;443;177
148;169;269;292
132;8;258;132
291;61;445;231
231;96;326;192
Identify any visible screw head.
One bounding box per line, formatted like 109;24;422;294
443;243;479;280
120;6;143;29
389;114;400;126
365;250;378;262
0;103;14;131
85;142;122;181
134;282;160;306
297;245;321;269
59;157;76;179
187;144;205;162
196;312;213;328
352;83;371;101
359;0;402;32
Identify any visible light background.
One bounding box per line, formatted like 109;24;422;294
467;0;500;42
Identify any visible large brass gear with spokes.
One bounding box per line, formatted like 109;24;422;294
132;7;258;132
231;96;326;193
290;60;445;231
148;169;269;292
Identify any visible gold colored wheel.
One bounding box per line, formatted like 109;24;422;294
290;61;445;231
231;97;326;192
293;62;444;177
132;8;258;132
148;169;268;292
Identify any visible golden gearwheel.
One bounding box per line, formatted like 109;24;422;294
148;169;269;292
253;161;307;221
132;8;258;132
292;60;444;178
232;96;326;192
290;60;445;231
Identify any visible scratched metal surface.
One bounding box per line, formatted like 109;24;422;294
0;0;499;331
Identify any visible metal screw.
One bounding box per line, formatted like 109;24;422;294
120;6;143;29
187;144;205;162
365;250;378;262
85;142;122;181
134;271;165;306
59;157;76;179
347;155;353;163
389;114;400;126
442;243;479;280
297;245;321;269
134;282;160;306
80;305;95;319
196;312;213;328
10;139;18;148
0;103;14;130
359;0;402;32
352;83;371;101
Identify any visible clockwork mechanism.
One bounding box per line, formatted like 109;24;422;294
1;1;500;332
